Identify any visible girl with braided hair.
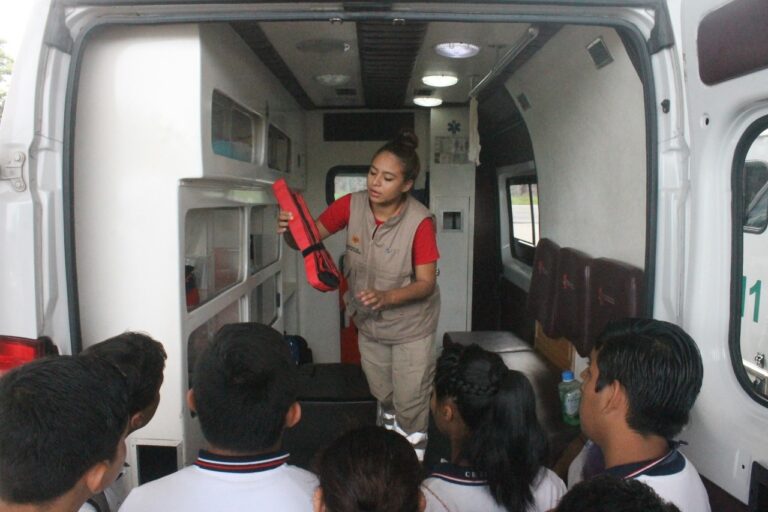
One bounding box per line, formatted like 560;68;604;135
423;343;566;512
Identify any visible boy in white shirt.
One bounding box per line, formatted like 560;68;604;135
119;323;317;512
569;319;710;512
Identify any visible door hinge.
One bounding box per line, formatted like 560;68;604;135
0;152;27;192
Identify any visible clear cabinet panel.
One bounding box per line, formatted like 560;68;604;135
268;124;291;173
187;301;240;386
250;205;279;275
212;90;258;163
185;208;242;311
250;273;279;326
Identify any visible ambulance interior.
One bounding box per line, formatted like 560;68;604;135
67;4;676;501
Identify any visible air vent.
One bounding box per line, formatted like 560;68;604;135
336;88;357;96
516;93;531;111
413;88;433;96
586;37;613;69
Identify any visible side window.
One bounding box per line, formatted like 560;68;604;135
325;165;369;205
744;161;768;232
506;176;539;266
732;121;768;407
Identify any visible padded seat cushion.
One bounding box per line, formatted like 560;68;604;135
443;331;531;354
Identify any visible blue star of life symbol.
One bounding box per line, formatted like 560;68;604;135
447;120;461;134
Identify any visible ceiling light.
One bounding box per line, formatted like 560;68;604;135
422;74;459;87
434;42;480;59
315;74;351;86
413;96;443;107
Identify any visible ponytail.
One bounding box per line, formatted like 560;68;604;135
435;344;548;512
374;129;420;182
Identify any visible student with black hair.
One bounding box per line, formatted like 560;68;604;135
568;318;710;512
556;475;681;512
82;332;167;434
278;130;440;455
80;332;167;512
119;323;317;512
313;426;425;512
0;356;129;512
422;343;566;512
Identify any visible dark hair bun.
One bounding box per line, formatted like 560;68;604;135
397;129;418;149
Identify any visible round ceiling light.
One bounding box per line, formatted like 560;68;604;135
422;74;459;87
413;96;443;107
434;42;480;59
315;74;351;86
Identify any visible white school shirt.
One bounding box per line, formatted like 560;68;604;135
118;450;317;512
422;462;566;512
567;441;711;512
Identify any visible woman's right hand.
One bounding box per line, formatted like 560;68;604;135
277;210;294;234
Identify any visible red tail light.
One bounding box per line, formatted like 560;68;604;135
0;336;48;374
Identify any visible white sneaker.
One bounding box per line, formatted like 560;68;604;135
377;403;396;430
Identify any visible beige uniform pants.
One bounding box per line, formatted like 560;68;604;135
358;332;436;435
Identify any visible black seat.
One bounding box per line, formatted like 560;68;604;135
282;363;376;470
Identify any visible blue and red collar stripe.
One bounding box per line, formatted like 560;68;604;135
194;450;290;473
429;463;488;486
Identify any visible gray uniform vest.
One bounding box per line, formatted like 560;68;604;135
343;191;440;344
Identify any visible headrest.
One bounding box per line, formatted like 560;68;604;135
585;258;645;353
527;238;561;337
551;248;592;357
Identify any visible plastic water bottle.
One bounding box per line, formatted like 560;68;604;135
558;370;581;426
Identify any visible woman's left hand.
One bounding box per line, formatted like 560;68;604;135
357;289;391;310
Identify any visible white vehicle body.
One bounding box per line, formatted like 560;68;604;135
1;0;766;506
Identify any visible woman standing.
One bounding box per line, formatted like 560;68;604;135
278;130;440;455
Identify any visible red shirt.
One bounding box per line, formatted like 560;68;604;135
318;194;440;266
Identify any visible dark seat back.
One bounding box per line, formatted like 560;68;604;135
551;248;592;357
527;238;561;337
585;258;645;353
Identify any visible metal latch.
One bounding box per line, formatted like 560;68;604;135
0;151;27;192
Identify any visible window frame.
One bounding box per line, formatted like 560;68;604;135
496;161;537;291
325;165;370;205
506;175;539;266
730;115;768;409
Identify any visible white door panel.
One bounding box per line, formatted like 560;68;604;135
678;0;768;502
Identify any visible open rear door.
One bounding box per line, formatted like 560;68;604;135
0;0;73;357
677;0;768;504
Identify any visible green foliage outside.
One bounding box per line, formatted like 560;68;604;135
0;40;14;121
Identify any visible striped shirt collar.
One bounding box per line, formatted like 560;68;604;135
194;449;290;474
429;462;488;486
604;446;685;479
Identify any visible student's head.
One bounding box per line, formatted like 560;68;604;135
555;475;681;512
313;426;425;512
432;343;547;512
579;318;704;442
82;331;167;433
189;322;299;454
369;130;420;200
0;356;129;506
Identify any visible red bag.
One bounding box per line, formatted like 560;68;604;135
272;179;341;292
